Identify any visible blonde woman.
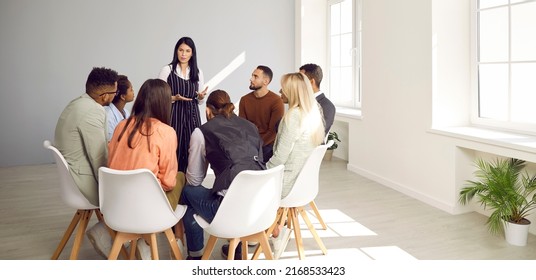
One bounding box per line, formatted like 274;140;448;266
266;72;325;259
267;72;325;198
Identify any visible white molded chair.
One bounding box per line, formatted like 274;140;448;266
308;139;336;230
98;167;187;260
268;141;333;260
194;165;284;260
44;140;104;260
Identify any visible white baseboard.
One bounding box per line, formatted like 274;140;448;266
346;162;465;215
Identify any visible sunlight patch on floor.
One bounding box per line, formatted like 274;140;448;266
269;208;417;260
291;209;377;237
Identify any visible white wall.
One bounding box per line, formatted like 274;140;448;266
296;1;455;210
317;0;536;234
0;0;294;167
351;0;454;209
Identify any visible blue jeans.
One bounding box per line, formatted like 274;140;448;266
180;184;221;256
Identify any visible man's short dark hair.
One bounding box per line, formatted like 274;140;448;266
85;67;119;94
299;63;323;88
257;65;273;84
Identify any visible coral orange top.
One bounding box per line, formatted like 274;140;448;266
108;118;178;191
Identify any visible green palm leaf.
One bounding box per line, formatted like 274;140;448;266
459;158;536;236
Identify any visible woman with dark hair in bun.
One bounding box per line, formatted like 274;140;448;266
179;89;264;260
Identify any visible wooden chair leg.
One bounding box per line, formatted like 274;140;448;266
164;228;183;260
258;232;273;260
147;233;159;260
174;220;186;246
201;235;218;260
289;208;305;260
241;240;248;260
298;207;327;255
69;209;93;260
309;201;327;230
108;232;134;260
128;240;137;260
243;232;273;260
251;239;263;260
95;209;104;221
252;208;285;260
94;209;130;259
227;238;240;260
51;209;84;260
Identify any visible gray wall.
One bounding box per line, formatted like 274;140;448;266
0;0;294;167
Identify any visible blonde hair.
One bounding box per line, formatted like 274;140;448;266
280;72;325;145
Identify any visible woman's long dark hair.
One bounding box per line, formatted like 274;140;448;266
117;79;171;151
170;36;199;83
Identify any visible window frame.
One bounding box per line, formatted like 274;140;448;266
471;0;536;135
327;0;362;110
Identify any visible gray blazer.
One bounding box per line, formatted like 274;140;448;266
316;92;336;135
54;94;108;206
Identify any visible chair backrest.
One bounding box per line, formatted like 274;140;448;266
206;165;284;239
43;140;97;210
98;167;184;234
280;140;333;208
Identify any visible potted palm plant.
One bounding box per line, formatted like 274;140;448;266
323;131;341;161
458;157;536;246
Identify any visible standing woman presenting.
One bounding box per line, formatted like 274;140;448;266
159;37;208;172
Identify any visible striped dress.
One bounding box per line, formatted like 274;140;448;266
166;66;201;172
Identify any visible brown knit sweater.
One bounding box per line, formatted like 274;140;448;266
238;91;284;146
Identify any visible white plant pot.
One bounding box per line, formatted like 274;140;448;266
504;220;530;246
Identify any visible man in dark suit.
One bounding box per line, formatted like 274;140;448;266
299;63;336;135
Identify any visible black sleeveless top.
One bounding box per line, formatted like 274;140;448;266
166;65;201;172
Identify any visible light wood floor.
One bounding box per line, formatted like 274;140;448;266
1;157;535;260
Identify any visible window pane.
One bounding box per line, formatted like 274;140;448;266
511;63;536;123
479;7;508;62
330;67;341;103
340;66;353;103
355;65;361;103
341;33;353;67
328;0;359;109
330;3;341;35
511;0;529;4
511;2;536;61
331;36;341;66
340;0;352;34
479;0;508;9
479;64;509;120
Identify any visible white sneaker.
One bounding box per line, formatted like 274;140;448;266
136;240;152;260
272;227;291;260
86;221;112;259
248;241;259;247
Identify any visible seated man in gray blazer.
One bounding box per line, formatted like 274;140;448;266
299;63;336;135
54;66;119;258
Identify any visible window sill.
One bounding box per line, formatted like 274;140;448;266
429;126;536;160
335;107;362;120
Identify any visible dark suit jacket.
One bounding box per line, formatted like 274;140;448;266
316;92;336;135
